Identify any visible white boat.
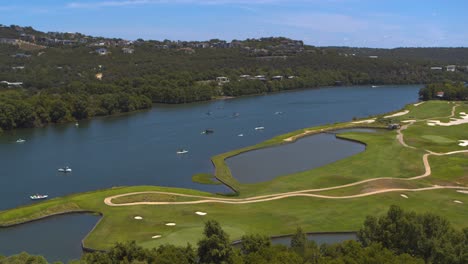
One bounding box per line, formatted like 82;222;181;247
58;166;72;173
238;133;244;137
16;138;26;143
274;111;283;115
371;85;378;88
255;126;265;130
30;194;48;200
75;122;79;126
176;149;189;154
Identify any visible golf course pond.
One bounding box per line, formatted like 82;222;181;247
0;214;100;262
226;129;374;183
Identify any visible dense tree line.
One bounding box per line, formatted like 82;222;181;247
419;82;468;100
2;31;468;131
3;206;466;264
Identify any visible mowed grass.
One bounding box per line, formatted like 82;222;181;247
238;131;426;196
0;101;467;250
404;122;468;153
84;189;468;249
398;101;455;120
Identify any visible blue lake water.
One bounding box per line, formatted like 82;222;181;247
0;85;421;261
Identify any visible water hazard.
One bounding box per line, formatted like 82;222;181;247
226;131;368;183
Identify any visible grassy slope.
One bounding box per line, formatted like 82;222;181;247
0;101;467;250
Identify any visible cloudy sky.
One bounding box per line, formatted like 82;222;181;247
1;0;467;48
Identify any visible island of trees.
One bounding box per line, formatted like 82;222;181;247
1;24;468;132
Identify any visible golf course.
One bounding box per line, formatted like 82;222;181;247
0;100;467;251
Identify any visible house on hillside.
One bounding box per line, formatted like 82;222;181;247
430;66;443;70
436;91;445;98
271;76;283;81
368;55;378;59
0;81;23;87
388;123;400;130
95;48;108;56
446;65;456;72
122;47;134;54
216;76;230;85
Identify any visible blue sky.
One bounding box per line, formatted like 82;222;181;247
1;0;467;48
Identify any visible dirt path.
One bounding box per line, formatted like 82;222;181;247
104;104;468;207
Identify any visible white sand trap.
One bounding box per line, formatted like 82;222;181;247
457;190;468;194
384;110;409;118
152;235;162;239
165;223;176;226
426;112;468;126
413;102;424;106
195;211;207;216
352;119;375;124
458;140;468;147
134;216;143;220
402;120;416;123
453;200;463;204
400;194;408;199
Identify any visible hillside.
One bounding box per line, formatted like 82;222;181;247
0;24;468;131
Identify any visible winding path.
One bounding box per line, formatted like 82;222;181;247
104;104;468;207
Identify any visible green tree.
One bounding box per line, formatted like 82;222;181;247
197;220;235;264
290;227;307;256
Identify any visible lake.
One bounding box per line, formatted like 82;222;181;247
0;85;421;261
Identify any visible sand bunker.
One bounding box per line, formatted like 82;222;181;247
134;216;143;220
413;102;424;107
427;112;468;126
384;110;409;118
453;200;463;204
195;211;207;216
165;223;176;226
458;140;468;147
152;235;162;239
400;194;408;199
352;119;375;124
457;190;468;194
401;120;416;123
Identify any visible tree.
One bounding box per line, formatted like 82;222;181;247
290;227;307;255
197;220;235;264
241;234;271;255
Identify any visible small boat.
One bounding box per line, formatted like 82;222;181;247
255;126;265;130
274;111;283;115
30;194;48;200
58;166;72;173
233;112;240;118
16;138;26;143
237;133;244;137
75;122;79;126
206;111;212;116
176;149;189;154
371;85;378;88
201;129;214;134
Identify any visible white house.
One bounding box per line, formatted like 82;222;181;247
216;76;230;84
446;65;456;72
430;67;443;70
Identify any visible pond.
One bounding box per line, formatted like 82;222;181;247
0;214;100;262
226;130;368;183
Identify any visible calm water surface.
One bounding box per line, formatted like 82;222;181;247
227;132;366;183
0;85;420;261
0;214;99;262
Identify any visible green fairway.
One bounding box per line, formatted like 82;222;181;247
0;100;467;250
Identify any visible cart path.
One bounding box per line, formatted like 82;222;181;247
104;104;468;206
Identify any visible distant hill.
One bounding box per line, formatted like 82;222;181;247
0;24;467;131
